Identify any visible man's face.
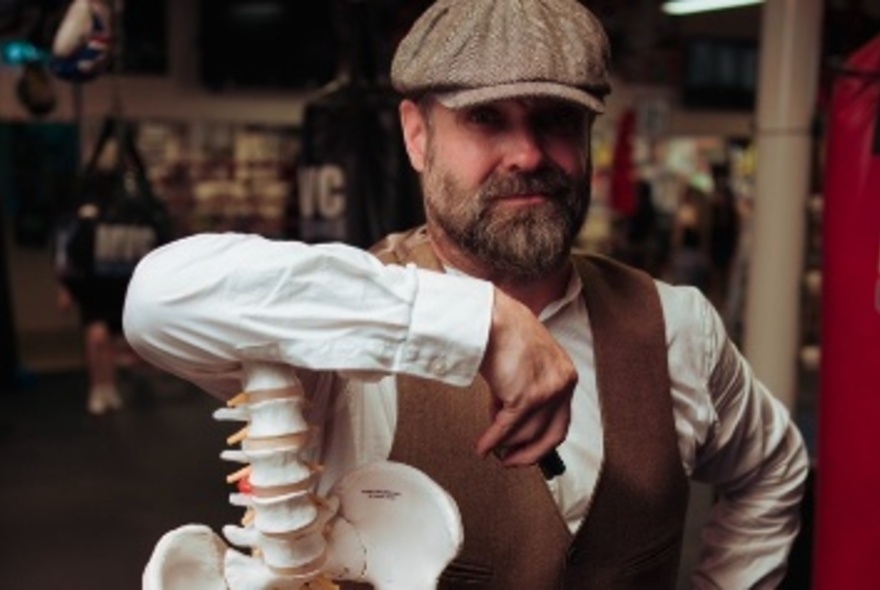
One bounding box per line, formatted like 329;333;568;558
403;97;594;281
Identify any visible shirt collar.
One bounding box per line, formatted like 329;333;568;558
444;262;584;322
538;267;583;322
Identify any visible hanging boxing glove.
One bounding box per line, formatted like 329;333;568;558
49;0;111;82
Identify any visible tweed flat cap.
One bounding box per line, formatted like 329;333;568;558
391;0;611;113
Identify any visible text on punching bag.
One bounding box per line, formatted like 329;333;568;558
298;164;347;242
94;224;157;277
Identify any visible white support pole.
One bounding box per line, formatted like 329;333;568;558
743;0;823;410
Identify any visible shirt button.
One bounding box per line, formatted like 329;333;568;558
430;358;448;375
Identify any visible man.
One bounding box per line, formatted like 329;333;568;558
123;0;808;588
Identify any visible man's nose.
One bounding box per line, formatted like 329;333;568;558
502;128;545;172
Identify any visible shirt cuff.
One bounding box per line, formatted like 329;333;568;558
397;267;493;386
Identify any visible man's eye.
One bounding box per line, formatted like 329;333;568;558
466;106;503;127
537;110;585;136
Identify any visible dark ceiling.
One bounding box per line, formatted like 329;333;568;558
590;0;880;86
369;0;880;88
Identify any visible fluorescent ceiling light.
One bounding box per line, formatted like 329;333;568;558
662;0;763;15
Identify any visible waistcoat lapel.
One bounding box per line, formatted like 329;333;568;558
563;256;689;588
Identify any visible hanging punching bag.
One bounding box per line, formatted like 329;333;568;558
297;84;423;248
815;34;880;590
295;0;423;249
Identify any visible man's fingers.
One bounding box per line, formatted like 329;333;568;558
475;408;517;457
492;415;568;467
475;404;567;465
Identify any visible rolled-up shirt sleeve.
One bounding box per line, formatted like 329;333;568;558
122;233;493;400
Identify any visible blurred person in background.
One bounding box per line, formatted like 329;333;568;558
670;182;711;293
707;162;742;309
622;178;661;276
55;172;129;415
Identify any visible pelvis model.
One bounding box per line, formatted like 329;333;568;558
143;362;463;590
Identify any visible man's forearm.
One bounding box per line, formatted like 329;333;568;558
122;233;492;397
693;422;808;589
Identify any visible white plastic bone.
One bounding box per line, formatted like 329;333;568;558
248;489;318;534
222;524;327;571
222;548;283;589
325;461;463;590
142;524;228;590
142;361;463;590
212;407;248;422
246;397;311;437
221;445;316;488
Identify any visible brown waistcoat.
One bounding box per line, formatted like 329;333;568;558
353;226;689;590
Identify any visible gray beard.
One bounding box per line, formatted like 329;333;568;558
424;166;590;282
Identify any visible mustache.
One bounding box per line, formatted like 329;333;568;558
478;168;575;202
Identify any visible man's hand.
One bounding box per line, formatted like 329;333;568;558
476;288;577;467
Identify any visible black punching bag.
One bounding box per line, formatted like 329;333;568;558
296;0;423;248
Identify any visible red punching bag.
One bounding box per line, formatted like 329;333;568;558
815;34;880;589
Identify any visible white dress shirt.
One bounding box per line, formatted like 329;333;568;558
123;232;808;590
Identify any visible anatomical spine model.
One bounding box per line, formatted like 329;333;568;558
143;362;463;590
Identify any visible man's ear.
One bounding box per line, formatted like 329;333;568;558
400;99;427;172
